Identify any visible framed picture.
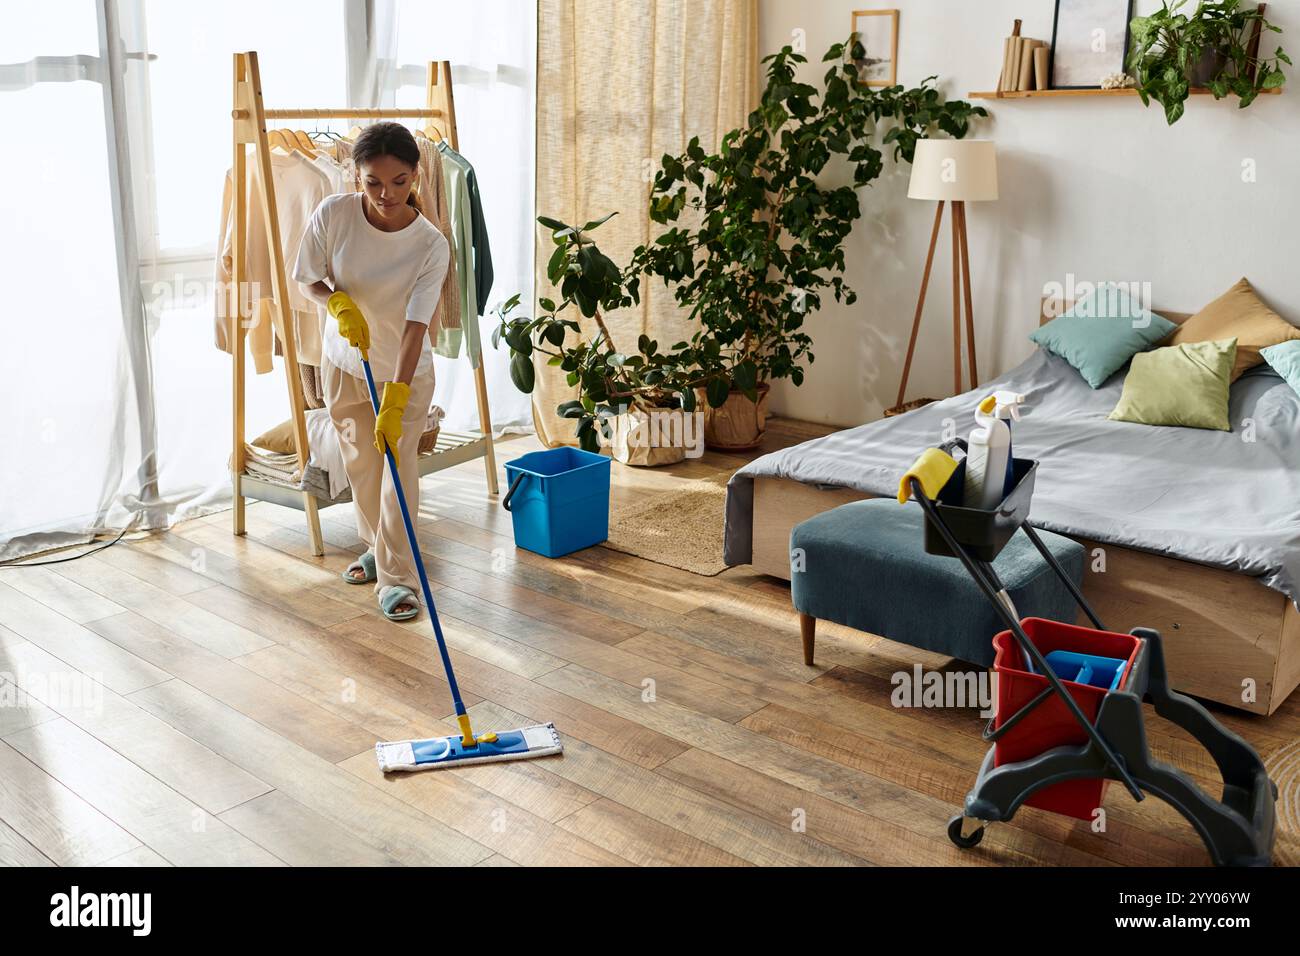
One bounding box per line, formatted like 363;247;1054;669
851;9;899;88
1050;0;1134;89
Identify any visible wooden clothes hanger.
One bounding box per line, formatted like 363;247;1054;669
270;129;309;157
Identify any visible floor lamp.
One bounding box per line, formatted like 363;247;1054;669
890;139;999;416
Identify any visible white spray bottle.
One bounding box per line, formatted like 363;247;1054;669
962;390;1025;510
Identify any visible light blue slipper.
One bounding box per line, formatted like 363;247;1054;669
379;585;420;622
341;550;376;585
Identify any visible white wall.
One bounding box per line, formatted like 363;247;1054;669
758;0;1300;426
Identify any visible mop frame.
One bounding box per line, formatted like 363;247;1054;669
914;439;1277;867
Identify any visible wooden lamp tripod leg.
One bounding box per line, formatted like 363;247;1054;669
951;201;962;395
894;200;945;412
956;201;978;390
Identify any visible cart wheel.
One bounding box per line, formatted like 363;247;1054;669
947;814;985;849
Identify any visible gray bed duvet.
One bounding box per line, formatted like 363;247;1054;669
723;348;1300;605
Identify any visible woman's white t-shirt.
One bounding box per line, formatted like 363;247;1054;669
293;193;449;381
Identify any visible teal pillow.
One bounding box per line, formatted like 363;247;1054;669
1108;339;1236;431
1261;340;1300;396
1030;286;1177;388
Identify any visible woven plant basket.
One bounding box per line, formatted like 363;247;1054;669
699;384;770;451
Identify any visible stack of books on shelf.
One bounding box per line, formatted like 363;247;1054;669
998;21;1049;92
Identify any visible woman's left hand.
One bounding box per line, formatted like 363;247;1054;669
375;381;410;466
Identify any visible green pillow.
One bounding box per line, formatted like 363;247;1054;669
1108;339;1237;431
1260;340;1300;396
1030;286;1177;388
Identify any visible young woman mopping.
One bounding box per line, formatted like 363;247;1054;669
293;122;448;622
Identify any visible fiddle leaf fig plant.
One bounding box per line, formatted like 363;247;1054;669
632;36;987;396
1129;0;1289;125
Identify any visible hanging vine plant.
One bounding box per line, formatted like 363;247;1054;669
1129;0;1289;125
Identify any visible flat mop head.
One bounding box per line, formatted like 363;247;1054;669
376;723;562;773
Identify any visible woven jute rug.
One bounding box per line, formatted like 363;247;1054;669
602;471;732;576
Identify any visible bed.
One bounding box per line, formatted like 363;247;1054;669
724;304;1300;715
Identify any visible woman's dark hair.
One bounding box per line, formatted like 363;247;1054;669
351;121;423;214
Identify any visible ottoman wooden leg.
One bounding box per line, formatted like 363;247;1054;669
800;613;816;665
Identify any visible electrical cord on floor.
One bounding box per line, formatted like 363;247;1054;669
0;527;131;567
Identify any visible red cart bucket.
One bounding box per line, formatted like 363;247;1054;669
992;618;1141;820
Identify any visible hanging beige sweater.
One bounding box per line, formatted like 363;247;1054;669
416;135;462;340
214;149;329;370
214;165;274;373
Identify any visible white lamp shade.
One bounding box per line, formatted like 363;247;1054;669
907;139;998;202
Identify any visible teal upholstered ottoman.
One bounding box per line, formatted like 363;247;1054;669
790;498;1085;667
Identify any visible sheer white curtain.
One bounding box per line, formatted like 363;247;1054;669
0;1;151;560
388;0;535;434
0;0;534;561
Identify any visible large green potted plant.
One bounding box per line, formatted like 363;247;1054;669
1128;0;1289;125
495;213;717;463
632;36;986;449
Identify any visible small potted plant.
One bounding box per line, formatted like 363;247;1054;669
634;37;986;449
1128;0;1289;125
495;214;722;465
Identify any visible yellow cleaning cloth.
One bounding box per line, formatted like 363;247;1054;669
897;448;959;504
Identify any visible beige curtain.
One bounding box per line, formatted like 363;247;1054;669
532;0;759;445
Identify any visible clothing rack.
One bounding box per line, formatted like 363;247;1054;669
229;51;498;557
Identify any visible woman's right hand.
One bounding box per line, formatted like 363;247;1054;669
327;291;370;353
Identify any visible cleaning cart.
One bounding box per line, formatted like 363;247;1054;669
905;439;1277;867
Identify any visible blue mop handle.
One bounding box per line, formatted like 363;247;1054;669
358;354;468;722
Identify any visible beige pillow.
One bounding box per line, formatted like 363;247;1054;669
252;411;442;454
1167;277;1300;380
251;419;296;454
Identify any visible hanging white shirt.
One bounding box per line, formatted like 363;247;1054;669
292;193;448;383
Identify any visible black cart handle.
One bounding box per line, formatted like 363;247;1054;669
501;472;526;512
983;685;1055;742
938;437;968;458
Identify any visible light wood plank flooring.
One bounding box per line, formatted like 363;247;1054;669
1;419;1296;867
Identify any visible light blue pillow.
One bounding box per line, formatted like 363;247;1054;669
1030;286;1178;388
1261;340;1300;396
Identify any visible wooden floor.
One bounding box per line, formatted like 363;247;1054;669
1;418;1296;867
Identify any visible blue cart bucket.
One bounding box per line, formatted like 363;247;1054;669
502;448;611;558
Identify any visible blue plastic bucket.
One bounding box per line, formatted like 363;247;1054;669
502;448;611;558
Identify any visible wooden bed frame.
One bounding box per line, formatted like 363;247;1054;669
752;301;1300;716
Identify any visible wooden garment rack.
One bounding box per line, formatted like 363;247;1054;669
229;50;498;557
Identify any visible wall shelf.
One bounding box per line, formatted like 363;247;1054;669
970;87;1281;99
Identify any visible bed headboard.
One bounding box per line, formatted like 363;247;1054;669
1040;296;1192;327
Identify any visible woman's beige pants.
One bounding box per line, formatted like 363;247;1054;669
323;358;435;605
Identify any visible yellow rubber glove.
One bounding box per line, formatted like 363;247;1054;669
897;447;959;504
374;381;410;467
327;290;370;356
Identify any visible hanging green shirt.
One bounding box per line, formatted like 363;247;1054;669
434;147;478;366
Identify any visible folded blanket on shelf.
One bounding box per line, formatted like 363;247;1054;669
238;404;449;500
